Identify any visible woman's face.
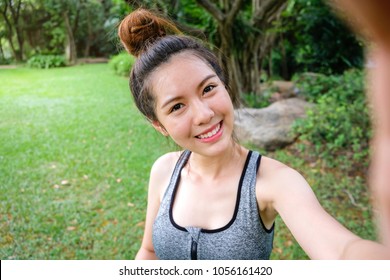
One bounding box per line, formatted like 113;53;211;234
149;52;235;157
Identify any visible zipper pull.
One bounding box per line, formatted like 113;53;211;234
191;239;198;260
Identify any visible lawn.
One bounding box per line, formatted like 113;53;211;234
0;63;173;259
0;63;376;259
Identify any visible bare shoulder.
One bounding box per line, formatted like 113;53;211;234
149;151;183;200
151;151;182;174
257;156;311;205
258;156;306;183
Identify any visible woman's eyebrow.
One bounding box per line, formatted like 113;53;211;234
197;74;217;91
161;96;182;110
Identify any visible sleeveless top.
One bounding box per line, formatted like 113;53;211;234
152;150;274;260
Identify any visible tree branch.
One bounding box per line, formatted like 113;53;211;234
176;22;207;40
196;0;225;22
252;0;287;27
226;0;244;25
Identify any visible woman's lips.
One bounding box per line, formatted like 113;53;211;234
195;121;223;142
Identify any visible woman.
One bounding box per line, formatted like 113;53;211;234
118;8;370;260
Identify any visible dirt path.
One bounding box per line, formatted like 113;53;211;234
0;65;18;69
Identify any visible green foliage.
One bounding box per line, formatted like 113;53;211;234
0;56;12;65
0;0;128;62
109;52;136;77
268;0;364;78
293;69;371;170
241;82;274;109
26;54;66;69
241;93;271;109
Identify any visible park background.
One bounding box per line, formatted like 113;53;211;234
0;0;375;259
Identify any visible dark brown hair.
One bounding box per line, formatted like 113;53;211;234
118;8;236;122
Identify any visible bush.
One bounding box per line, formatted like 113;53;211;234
287;0;363;75
241;92;271;108
0;57;12;65
292;69;371;171
27;55;66;69
109;52;136;77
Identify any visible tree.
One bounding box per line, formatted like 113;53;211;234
63;0;81;64
0;0;24;62
63;9;77;64
0;0;131;62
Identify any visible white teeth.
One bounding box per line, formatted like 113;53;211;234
198;123;221;139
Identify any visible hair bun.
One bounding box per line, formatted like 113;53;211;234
118;8;181;57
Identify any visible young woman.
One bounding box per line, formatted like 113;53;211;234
118;8;376;260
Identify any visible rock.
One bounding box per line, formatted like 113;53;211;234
270;81;300;102
271;80;296;94
234;98;313;151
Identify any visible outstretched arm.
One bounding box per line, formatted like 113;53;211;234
328;0;390;257
367;49;390;247
259;161;361;259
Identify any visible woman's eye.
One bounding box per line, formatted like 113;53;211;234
170;103;184;113
204;85;215;94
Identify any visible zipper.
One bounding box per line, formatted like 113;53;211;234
191;239;198;260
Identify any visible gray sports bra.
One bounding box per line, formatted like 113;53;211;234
152;150;274;260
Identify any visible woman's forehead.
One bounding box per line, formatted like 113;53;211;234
150;52;216;86
161;51;212;71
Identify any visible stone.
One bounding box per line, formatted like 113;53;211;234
234;97;313;151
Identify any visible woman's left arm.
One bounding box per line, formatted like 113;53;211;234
261;162;361;259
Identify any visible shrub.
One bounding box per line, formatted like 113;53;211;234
109;52;136;77
0;57;12;65
241;92;271;108
26;55;66;69
292;69;371;171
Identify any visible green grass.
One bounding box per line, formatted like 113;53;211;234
0;64;376;260
0;64;173;259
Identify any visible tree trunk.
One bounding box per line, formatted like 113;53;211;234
0;39;5;60
63;11;77;65
84;9;92;57
0;0;23;62
2;17;20;62
10;0;24;60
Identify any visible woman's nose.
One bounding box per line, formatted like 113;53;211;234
192;100;214;125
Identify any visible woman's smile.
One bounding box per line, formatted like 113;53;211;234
195;121;223;143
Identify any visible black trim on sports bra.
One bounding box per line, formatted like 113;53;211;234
169;150;253;233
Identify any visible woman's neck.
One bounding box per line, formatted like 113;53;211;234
187;142;248;180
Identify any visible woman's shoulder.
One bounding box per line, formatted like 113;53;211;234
256;154;310;198
258;155;291;176
148;151;184;197
151;151;183;174
258;155;305;180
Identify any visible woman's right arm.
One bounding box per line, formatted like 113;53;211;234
134;174;160;260
135;152;178;260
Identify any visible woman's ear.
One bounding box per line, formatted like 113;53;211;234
152;121;169;136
